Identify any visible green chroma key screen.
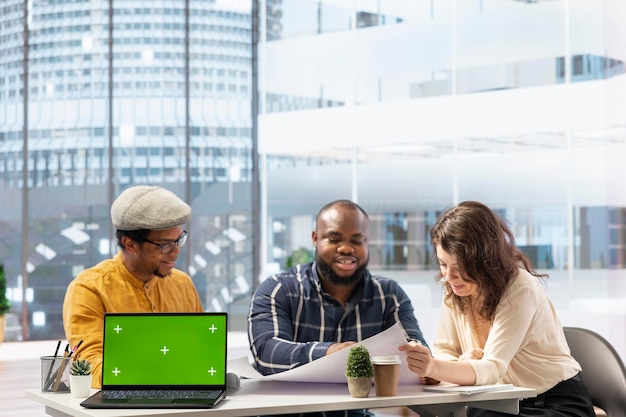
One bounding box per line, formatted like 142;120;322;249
101;313;227;386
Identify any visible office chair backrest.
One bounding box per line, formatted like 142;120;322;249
563;326;626;417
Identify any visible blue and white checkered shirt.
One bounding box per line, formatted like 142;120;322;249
248;262;429;375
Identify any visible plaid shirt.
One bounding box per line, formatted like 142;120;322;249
248;262;429;375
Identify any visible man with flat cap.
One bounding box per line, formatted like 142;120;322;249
62;185;203;388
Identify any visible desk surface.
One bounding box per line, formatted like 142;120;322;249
27;380;536;417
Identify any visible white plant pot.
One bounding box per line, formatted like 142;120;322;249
69;374;92;398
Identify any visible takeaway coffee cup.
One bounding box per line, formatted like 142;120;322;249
371;355;401;396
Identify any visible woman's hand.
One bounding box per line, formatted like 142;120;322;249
420;376;441;385
459;348;484;361
399;341;435;378
399;342;479;386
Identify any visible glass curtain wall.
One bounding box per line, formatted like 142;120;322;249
258;0;626;360
0;0;255;340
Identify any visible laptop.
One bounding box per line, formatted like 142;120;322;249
81;312;228;409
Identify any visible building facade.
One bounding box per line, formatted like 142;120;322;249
0;0;254;339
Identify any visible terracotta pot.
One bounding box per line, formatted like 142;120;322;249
346;376;372;398
0;315;5;344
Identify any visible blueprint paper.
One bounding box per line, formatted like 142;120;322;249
228;323;420;384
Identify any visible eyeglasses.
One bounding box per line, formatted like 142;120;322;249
143;231;188;255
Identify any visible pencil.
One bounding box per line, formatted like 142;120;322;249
51;344;70;392
42;340;62;391
69;339;84;358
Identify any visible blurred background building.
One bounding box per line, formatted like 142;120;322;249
1;0;626;362
0;0;255;338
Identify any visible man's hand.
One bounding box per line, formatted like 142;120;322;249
326;341;357;356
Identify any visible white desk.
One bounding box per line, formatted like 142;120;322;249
26;380;536;417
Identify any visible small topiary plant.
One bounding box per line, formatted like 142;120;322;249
70;358;93;376
346;345;373;379
0;263;10;316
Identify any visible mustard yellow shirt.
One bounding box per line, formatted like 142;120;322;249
62;252;203;388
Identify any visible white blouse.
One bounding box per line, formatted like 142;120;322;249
433;269;581;394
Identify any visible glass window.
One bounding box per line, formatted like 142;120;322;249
258;0;626;361
1;0;255;342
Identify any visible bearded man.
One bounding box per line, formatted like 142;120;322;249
248;200;431;404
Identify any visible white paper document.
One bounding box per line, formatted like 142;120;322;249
422;383;514;395
228;323;420;384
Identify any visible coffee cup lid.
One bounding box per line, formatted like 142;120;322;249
371;355;401;364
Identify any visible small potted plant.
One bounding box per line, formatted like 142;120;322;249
0;263;11;345
345;345;373;398
69;358;93;398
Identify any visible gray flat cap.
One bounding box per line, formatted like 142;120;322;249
111;185;191;231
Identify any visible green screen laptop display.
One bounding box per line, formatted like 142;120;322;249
101;313;227;387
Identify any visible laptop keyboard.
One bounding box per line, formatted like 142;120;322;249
102;389;222;400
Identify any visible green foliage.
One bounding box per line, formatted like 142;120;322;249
0;264;10;315
70;358;93;376
285;247;314;269
345;345;373;379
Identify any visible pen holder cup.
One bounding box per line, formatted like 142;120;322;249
41;355;71;393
